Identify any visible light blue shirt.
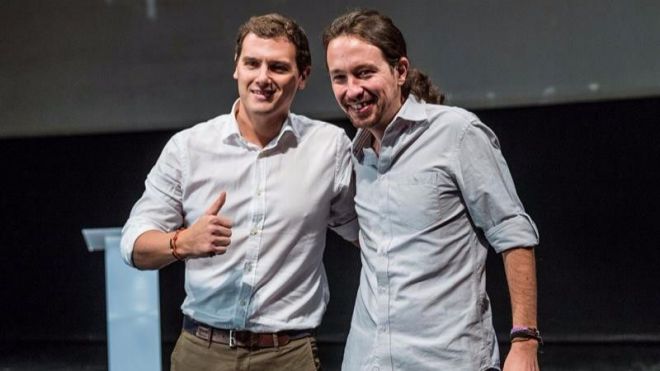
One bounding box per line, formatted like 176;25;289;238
121;102;358;332
342;96;539;371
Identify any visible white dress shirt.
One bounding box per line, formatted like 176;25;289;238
121;102;358;332
342;97;539;371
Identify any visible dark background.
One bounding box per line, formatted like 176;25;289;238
1;0;660;369
3;96;659;344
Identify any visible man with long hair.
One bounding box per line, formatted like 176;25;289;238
324;9;540;370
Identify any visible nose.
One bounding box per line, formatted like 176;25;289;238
346;77;364;100
255;65;270;85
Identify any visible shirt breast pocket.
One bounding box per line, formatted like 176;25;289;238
388;172;455;230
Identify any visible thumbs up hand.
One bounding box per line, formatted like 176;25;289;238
176;192;233;258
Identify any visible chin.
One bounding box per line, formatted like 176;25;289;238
348;115;374;128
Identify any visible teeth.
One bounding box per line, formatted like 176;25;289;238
251;88;274;95
350;102;368;110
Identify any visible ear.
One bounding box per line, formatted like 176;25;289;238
298;66;311;90
396;57;409;86
233;54;238;80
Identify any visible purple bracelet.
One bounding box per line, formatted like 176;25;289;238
510;326;543;345
511;325;532;334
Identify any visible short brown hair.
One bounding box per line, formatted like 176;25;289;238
323;9;443;104
235;13;311;74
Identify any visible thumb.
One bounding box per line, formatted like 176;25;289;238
205;191;226;215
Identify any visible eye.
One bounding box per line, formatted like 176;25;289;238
243;59;259;69
357;69;373;79
270;63;291;73
331;74;346;84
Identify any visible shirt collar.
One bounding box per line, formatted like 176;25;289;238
222;99;300;148
352;95;428;160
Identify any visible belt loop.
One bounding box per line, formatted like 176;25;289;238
229;329;236;348
273;333;279;350
207;328;213;348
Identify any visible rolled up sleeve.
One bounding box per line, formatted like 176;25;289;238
454;120;539;253
120;135;185;266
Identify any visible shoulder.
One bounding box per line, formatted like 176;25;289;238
424;103;479;129
289;112;349;141
420;103;501;152
169;113;232;148
416;103;476;143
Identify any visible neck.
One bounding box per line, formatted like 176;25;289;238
369;95;407;154
368;128;384;154
235;106;287;148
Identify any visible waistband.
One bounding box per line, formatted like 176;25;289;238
182;315;313;348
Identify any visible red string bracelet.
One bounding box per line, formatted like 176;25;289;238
170;228;186;261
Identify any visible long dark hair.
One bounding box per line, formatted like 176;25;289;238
323;9;444;104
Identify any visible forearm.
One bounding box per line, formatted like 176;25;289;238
502;246;538;327
132;230;181;270
501;246;540;370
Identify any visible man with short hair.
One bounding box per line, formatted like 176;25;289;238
121;13;357;371
323;9;541;371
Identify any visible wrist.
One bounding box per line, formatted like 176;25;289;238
510;326;543;346
170;228;187;261
510;338;539;352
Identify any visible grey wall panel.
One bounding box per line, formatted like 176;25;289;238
2;1;659;137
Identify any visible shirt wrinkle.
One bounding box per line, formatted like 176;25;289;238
121;102;358;332
344;96;538;371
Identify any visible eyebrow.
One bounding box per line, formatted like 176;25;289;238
241;56;293;67
329;63;376;75
269;61;292;67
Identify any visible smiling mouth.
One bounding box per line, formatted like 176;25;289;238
251;88;275;100
347;99;375;115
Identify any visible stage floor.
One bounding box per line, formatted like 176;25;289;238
1;341;660;370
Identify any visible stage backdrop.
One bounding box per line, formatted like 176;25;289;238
1;97;659;345
2;0;659;137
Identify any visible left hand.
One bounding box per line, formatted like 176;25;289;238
503;339;539;371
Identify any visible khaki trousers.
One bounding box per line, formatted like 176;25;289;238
171;330;321;371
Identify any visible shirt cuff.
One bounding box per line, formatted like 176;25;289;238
485;213;539;253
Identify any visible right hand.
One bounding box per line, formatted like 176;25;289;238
176;192;233;258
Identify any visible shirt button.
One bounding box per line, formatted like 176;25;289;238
245;262;252;271
249;229;257;236
240;299;247;306
379;324;387;332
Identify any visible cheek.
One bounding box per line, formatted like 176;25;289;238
331;86;345;103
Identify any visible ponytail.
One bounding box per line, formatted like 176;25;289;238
403;68;444;105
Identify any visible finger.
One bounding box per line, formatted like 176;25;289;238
215;215;233;228
212;237;231;247
212;226;232;237
211;244;229;255
205;192;227;215
209;215;233;228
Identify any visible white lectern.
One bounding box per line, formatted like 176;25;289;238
82;227;162;371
